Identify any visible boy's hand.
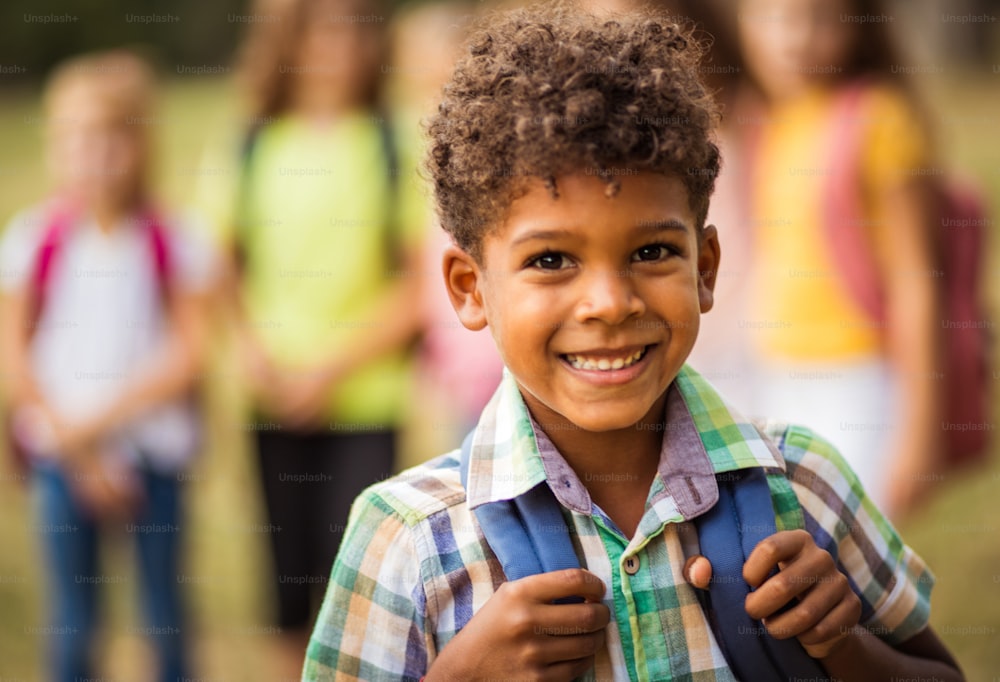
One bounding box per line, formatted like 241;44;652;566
743;530;861;658
683;530;862;660
425;568;610;682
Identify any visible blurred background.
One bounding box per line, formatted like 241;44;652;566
0;0;999;680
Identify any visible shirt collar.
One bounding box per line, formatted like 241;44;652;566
465;365;785;521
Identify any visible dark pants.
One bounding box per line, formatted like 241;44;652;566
255;428;395;629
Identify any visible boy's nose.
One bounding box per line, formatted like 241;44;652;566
572;268;645;326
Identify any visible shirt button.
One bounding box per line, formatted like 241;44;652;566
623;556;640;575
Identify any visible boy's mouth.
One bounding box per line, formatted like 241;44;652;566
562;345;650;372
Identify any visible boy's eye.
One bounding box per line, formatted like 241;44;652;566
632;244;675;262
529;252;570;270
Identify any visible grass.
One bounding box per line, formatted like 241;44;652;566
0;72;999;680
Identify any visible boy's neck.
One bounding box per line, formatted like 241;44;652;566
530;392;667;538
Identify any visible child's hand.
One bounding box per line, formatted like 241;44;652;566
683;530;862;659
52;415;113;456
271;370;337;429
425;568;610;682
237;330;280;398
745;530;861;658
65;447;143;520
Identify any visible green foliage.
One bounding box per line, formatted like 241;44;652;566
0;0;250;83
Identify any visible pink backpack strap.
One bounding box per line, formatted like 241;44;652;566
28;202;79;330
31;204;174;329
140;207;173;296
822;81;886;324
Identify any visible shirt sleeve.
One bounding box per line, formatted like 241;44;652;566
861;85;931;198
778;424;934;646
163;210;222;294
0;207;46;293
304;488;430;681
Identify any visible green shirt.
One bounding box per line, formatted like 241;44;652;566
210;112;425;425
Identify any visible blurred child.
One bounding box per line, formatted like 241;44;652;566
388;1;504;457
0;50;214;682
216;0;424;674
733;0;941;518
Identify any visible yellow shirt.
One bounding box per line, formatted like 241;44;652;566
751;84;929;360
200;112;425;425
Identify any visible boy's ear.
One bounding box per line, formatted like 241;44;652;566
442;245;489;331
697;224;721;314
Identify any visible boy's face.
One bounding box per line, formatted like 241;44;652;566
445;172;720;434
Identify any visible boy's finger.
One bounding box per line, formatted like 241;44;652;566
536;627;606;657
543;654;600;682
742;529;811;588
745;544;832;620
683;555;713;590
514;569;607;603
753;569;847;638
797;595;861;659
533;602;610;635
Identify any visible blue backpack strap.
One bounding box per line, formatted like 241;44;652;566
459;431;582;601
460;431;830;679
696;467;829;682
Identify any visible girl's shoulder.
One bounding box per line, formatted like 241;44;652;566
838;78;924;130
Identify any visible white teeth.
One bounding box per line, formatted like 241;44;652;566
566;348;645;371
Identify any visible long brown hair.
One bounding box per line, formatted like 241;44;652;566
236;0;391;124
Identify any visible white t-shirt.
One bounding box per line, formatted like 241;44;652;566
0;204;218;472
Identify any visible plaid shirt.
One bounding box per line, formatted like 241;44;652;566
304;366;934;681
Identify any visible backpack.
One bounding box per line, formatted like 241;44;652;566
823;83;993;469
458;431;832;682
6;203;176;473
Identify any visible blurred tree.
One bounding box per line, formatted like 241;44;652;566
0;0;251;83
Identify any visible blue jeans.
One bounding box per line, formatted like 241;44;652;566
33;462;187;682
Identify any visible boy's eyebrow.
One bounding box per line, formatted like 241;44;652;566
509;228;574;248
638;219;690;234
510;219;690;248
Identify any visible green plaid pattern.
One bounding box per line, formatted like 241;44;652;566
304;365;933;680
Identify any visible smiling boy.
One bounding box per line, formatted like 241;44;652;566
303;5;963;681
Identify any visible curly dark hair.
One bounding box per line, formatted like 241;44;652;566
426;2;721;259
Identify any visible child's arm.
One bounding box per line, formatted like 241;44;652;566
424;569;611;682
858;87;943;519
0;285;48;412
876;179;940;519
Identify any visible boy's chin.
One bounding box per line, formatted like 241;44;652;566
554;404;661;435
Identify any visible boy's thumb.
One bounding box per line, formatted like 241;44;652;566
683;555;713;590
